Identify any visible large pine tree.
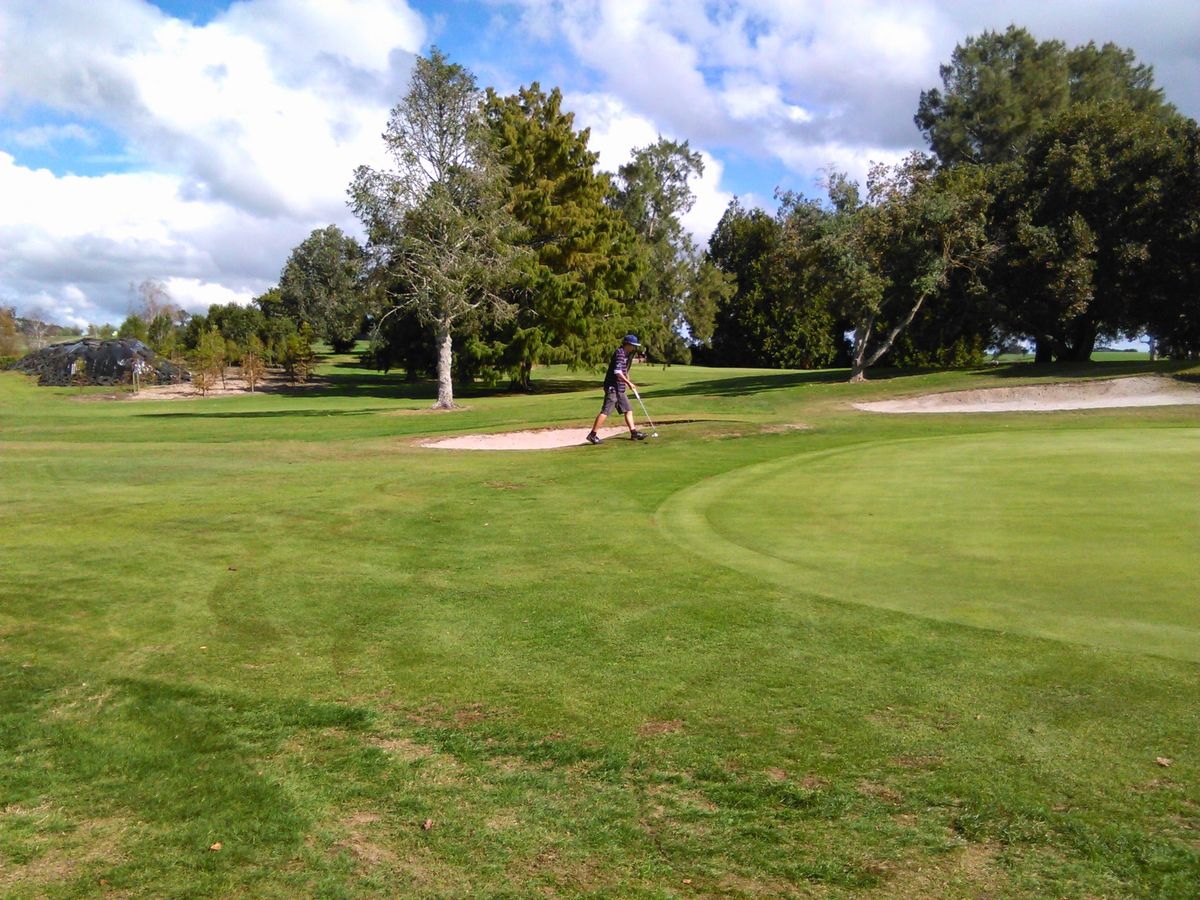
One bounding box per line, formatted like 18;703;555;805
481;85;642;388
916;25;1173;167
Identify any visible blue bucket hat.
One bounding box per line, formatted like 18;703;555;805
622;334;641;347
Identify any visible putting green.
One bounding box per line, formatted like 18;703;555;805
659;427;1200;661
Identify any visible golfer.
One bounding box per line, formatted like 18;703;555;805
587;334;648;444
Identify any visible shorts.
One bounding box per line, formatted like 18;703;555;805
600;386;631;415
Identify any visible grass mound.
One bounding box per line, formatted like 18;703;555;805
661;427;1200;660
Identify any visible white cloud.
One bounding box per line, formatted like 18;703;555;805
680;151;735;248
220;0;426;77
719;75;812;126
513;0;942;154
501;0;1199;185
561;93;732;246
162;276;256;314
561;92;659;173
0;0;425;325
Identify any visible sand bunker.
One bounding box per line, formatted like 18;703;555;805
855;375;1200;414
423;425;631;450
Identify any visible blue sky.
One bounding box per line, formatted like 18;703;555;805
2;0;1197;328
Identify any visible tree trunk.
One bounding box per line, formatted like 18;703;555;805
1062;320;1097;362
848;322;871;383
847;291;931;383
434;317;455;409
1034;339;1054;364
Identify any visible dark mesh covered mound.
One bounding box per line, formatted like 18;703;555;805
11;338;189;386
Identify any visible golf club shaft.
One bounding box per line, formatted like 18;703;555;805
631;386;658;434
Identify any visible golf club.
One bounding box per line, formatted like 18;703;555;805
631;386;659;438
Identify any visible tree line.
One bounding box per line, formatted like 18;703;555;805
338;30;1197;399
46;26;1190;399
705;26;1199;377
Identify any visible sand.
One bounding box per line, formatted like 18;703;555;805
421;425;634;450
854;375;1200;414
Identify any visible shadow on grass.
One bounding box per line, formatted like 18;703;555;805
309;368;595;401
642;359;1197;400
655;367;929;398
137;407;390;420
988;359;1192;380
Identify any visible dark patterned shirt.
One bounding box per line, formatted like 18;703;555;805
603;346;631;391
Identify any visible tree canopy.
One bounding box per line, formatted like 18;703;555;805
613;138;734;363
480;83;642;387
277;225;365;353
822;156;994;381
706;197;843;369
349;49;526;408
916;25;1173;167
990;101;1198;361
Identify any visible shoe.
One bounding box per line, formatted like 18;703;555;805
586;431;603;445
631;430;648;440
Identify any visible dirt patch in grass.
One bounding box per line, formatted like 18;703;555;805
857;780;903;805
868;842;1006;897
368;736;435;762
517;848;612;895
104;371;328;401
488;755;556;775
453;703;491;726
637;719;684;737
0;809;129;892
331;811;397;871
401;701;501;729
717;870;810;897
855;375;1200;414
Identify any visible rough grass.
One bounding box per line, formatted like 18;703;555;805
1;354;1197;897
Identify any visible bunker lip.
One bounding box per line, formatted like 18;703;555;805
421;419;703;450
853;375;1200;414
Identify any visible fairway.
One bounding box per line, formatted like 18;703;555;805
2;360;1198;897
660;427;1200;661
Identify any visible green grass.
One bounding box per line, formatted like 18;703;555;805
662;428;1200;661
1;354;1197;897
